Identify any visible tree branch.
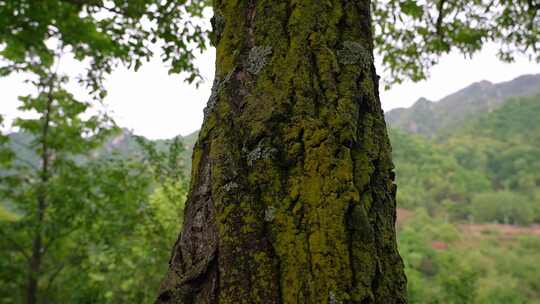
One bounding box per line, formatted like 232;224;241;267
435;0;447;37
0;228;30;260
44;253;84;292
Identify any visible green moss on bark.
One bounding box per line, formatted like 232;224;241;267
157;1;407;303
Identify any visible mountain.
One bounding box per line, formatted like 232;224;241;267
385;74;540;137
4;129;197;175
388;92;540;224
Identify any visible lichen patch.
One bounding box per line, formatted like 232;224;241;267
337;41;373;69
246;46;272;75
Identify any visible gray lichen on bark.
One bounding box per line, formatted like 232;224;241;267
203;77;221;117
329;291;342;304
245;46;272;74
264;206;276;222
203;70;234;117
245;141;278;166
337;41;374;69
223;181;239;192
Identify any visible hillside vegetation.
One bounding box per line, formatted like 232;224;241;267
391;93;540;223
391;90;540;303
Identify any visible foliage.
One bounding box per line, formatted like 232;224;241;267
398;209;540;304
0;205;18;222
0;66;112;302
0;0;209;95
373;0;540;85
1;0;539;90
391;91;540;302
0;68;188;303
469;192;536;225
390;94;540;224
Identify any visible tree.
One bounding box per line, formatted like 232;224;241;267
156;1;408;303
0;65;116;303
470;191;535;225
372;0;540;85
60;136;190;303
0;94;189;303
0;2;203;302
154;0;540;302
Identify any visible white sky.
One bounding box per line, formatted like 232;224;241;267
1;44;539;139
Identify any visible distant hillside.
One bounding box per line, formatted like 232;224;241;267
389;93;540;222
385;74;540;137
5;129;197;175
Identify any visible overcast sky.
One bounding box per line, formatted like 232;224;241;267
1;44;539;139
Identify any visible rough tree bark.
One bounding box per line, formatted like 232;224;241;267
157;0;407;303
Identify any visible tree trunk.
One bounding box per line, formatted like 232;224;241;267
26;81;53;304
157;0;407;303
27;230;42;304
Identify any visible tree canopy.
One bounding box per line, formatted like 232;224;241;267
0;0;209;100
1;0;538;91
373;0;540;85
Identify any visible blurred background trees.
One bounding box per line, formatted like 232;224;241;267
0;77;188;302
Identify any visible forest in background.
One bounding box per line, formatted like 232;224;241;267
389;86;540;303
1;74;540;303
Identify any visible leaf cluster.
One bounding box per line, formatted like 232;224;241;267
0;0;209;98
373;0;540;86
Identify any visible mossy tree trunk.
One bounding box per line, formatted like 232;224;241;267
157;0;407;303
